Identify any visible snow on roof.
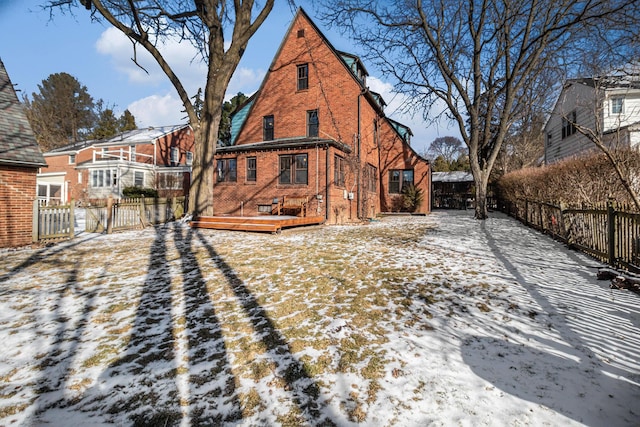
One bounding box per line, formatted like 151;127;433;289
99;124;190;145
432;171;473;183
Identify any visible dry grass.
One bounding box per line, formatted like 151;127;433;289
0;216;511;424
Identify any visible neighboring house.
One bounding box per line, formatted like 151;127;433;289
432;171;474;209
545;75;640;164
40;125;195;203
0;58;47;248
212;8;431;224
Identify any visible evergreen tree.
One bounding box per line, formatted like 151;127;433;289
24;72;96;150
219;92;248;146
118;109;137;132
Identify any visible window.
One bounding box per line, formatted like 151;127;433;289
134;171;144;187
611;97;624;114
389;169;414;194
185;151;193;166
69;154;76;164
297;64;308;90
216;158;237;182
365;164;377;192
297;29;305;38
279;154;308;185
246;157;257;182
334;155;346;187
91;169;118;188
130;145;137;162
158;172;183;190
170;147;179;164
263;115;274;141
561;111;577;139
546;132;553;147
307;110;319;137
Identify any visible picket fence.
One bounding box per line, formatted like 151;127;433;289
499;199;640;273
85;197;186;233
33;197;186;242
33;200;75;242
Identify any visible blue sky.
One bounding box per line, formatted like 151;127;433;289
0;0;457;154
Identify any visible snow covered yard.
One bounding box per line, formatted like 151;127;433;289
0;211;638;426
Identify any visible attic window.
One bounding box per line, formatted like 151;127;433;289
297;29;305;38
297;64;309;91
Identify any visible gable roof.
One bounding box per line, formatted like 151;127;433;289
0;58;46;168
231;7;417;148
46;124;191;154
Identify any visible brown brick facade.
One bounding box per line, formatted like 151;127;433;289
212;9;431;223
0;165;37;248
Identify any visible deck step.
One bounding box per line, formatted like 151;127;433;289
190;220;279;232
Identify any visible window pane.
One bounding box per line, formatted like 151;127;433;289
307;110;319;137
229;159;237;181
279;156;292;184
389;170;400;194
38;185;47;197
135;171;144;187
403;170;414;189
263;116;274;141
247;157;256;181
297;64;308;90
295;154;308;184
217;160;225;182
98;170;104;187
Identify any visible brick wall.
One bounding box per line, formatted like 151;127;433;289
214;10;431;222
0;165;37;248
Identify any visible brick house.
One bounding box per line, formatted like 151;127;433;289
40;125;195;204
0;58;47;248
212;8;431;224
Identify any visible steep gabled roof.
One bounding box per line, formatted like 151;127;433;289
0;58;46;168
231;7;416;146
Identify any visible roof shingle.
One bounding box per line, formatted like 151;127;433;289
0;58;46;168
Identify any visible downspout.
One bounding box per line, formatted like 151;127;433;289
326;144;330;222
357;92;362;220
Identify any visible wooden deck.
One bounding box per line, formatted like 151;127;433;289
190;215;325;233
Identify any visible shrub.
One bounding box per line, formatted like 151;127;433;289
122;186;158;198
402;185;424;212
496;149;640;206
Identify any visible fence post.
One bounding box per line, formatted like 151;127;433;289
69;199;75;239
32;200;39;242
139;197;147;227
106;196;114;234
608;198;616;267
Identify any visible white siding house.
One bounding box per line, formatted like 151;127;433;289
544;76;640;164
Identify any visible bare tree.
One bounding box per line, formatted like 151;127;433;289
46;0;275;216
321;0;639;219
426;136;464;164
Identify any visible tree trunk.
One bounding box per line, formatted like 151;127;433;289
188;112;222;217
473;170;489;220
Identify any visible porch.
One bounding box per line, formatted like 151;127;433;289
189;215;325;233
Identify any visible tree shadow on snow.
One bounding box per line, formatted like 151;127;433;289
461;217;640;426
191;229;336;425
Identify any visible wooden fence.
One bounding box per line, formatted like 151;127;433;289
498;199;640;273
33;200;75;242
85;197;186;233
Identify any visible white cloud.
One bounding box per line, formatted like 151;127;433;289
128;93;187;127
